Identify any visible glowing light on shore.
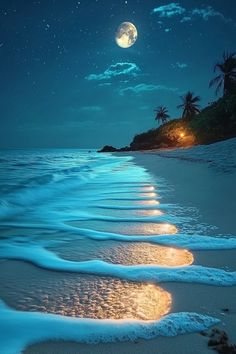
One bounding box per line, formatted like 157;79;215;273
136;209;163;217
129;284;171;320
137;199;160;205
20;277;172;321
118;222;178;235
104;243;194;267
141;186;155;192
158;223;178;234
140;192;157;197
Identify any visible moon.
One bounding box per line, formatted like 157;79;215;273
115;22;138;48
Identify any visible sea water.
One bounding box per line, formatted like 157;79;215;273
0;148;235;354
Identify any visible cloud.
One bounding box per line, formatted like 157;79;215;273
179;6;234;24
69;106;103;114
79;106;103;112
191;6;232;23
119;83;179;96
85;62;140;81
172;62;188;69
180;16;192;23
151;4;234;25
151;3;185;17
98;82;112;87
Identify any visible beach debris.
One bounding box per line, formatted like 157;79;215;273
221;308;230;313
201;327;236;353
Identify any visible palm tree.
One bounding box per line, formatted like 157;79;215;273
177;91;201;120
209;52;236;96
154;106;169;125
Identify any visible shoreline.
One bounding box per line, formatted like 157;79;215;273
23;147;236;353
132;149;236;236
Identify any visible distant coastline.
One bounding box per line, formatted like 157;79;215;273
99;93;236;153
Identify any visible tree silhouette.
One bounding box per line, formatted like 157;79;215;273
209;52;236;96
177;91;201;120
154;106;169;125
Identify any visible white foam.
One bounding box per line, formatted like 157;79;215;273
62;212;190;224
94;203;177;210
0;300;219;354
0;148;234;352
0;152;136;220
1;244;236;286
61;226;236;250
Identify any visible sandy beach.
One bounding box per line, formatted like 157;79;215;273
2;1;236;352
16;141;236;354
0;139;236;354
22;279;236;353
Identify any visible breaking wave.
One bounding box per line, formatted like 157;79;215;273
0;148;234;352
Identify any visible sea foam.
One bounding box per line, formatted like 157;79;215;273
0;148;234;352
0;300;219;354
1;244;236;286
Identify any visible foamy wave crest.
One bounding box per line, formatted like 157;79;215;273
0;299;219;354
1;244;236;286
0;152;134;220
94;203;177;210
62;212;190;224
0;149;233;351
57;225;236;250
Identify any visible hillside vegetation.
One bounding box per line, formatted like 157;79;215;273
130;93;236;150
99;53;236;152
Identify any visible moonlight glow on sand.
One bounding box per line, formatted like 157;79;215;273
115;22;138;48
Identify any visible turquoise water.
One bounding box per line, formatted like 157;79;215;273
0;149;235;353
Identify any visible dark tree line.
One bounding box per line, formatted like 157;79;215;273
154;52;236;125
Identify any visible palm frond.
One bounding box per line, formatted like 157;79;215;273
209;75;222;88
177;91;201;119
191;95;201;103
215;80;223;95
211;52;236;95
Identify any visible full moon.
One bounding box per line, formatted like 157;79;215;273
115;22;138;48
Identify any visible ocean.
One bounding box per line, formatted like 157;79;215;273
1;148;236;353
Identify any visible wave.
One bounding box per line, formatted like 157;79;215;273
0;299;219;354
0;152;137;221
1;244;236;286
0;149;233;351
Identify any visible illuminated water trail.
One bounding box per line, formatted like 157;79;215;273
0;149;232;352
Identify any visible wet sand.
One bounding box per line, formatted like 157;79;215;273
23;151;236;353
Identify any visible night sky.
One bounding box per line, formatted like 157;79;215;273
1;1;236;148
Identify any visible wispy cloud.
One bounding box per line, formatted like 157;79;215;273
151;3;234;25
119;83;179;96
70;106;103;114
98;82;112;87
85;62;140;81
151;3;185;17
79;106;103;112
180;16;191;23
191;6;233;23
171;62;188;69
